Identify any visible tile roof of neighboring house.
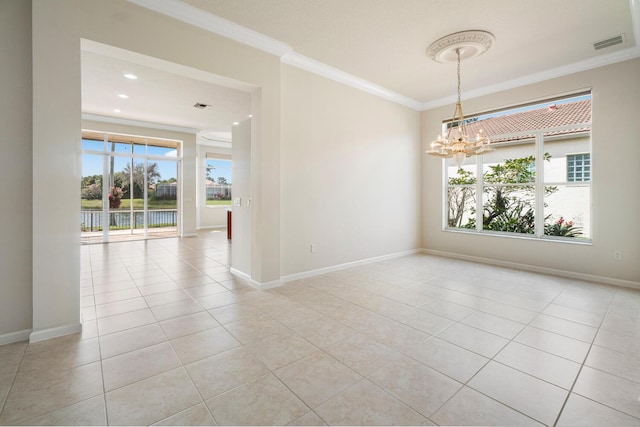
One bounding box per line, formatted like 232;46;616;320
460;99;591;144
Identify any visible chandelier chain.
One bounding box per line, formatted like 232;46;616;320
456;48;461;104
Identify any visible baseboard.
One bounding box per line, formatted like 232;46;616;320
421;248;640;290
230;248;422;290
29;323;82;343
281;249;422;285
181;233;198;238
0;329;32;345
196;225;226;230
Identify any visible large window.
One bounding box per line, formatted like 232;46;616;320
445;93;592;241
81;131;181;243
205;157;232;206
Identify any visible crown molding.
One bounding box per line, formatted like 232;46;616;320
422;0;640;110
128;0;640;113
82;113;200;134
281;52;423;111
421;44;640;111
198;137;232;148
127;0;292;57
127;0;422;110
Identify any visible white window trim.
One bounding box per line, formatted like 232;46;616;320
204;156;233;209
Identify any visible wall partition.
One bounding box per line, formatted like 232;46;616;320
81;130;182;243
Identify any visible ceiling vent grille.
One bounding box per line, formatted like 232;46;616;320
593;34;625;50
193;102;210;109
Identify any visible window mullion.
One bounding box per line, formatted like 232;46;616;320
535;132;545;238
475;155;483;232
442;158;448;230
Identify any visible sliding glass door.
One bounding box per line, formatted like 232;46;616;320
81;131;181;244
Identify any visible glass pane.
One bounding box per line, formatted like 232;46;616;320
149;159;178;238
544;185;590;239
482;185;536;234
133;143;146;155
446;156;477;182
205;159;233;206
447;187;475;229
108;156;132;239
108;140;132;154
132;159;146;236
482;142;536;184
147;145;178;157
82;138;104;151
81;153;104;243
544;133;590;182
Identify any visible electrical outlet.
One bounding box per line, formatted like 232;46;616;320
310;244;317;253
614;251;623;260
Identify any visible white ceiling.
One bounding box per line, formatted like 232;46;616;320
82;0;639;141
81;42;253;143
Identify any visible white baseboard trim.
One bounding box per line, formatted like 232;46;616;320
181;233;198;238
196;225;227;230
280;249;422;285
230;248;422;290
422;248;640;290
0;329;32;345
29;323;82;343
228;268;283;291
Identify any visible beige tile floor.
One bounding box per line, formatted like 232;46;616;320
1;229;640;425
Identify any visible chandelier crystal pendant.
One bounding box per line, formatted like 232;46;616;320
425;31;495;167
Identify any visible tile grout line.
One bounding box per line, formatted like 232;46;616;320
0;339;29;423
551;291;614;427
95;248;110;426
426;284;563;426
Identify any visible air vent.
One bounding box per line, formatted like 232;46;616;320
193;102;210;109
593;34;625;51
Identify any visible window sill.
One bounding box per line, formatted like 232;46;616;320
444;227;592;245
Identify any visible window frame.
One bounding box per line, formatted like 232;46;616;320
443;97;592;244
204;155;233;208
566;153;591;182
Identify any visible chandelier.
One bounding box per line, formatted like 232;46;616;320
425;31;495;167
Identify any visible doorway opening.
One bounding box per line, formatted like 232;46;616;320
81;130;182;244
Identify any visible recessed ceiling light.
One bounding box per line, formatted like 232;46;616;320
123;73;138;80
248;114;253;118
118;94;129;99
113;109;121;113
233;121;239;125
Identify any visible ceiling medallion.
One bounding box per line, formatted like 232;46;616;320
427;30;495;63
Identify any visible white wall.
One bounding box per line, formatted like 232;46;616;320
281;65;421;276
0;0;33;343
32;0;83;341
232;119;252;276
31;0;282;339
422;58;640;285
12;0;637;345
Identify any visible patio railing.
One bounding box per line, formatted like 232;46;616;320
81;209;177;232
